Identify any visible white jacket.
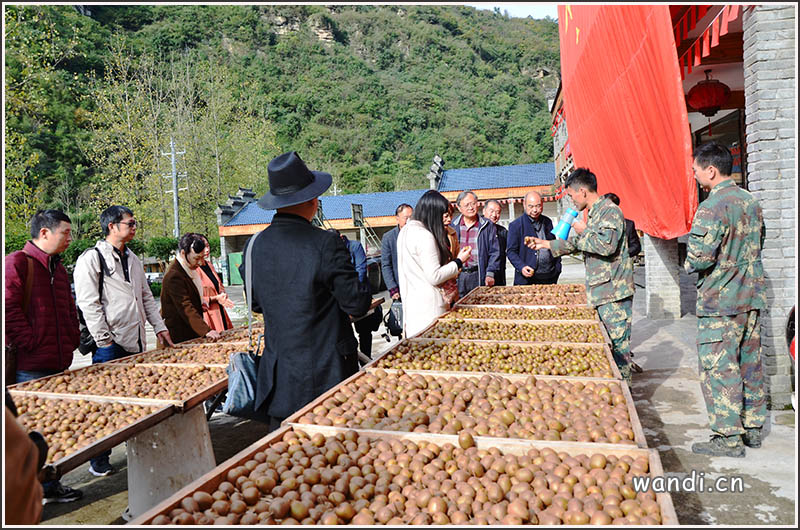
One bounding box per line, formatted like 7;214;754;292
397;220;460;338
73;240;167;353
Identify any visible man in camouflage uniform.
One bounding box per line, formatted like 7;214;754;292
685;142;767;458
532;168;635;382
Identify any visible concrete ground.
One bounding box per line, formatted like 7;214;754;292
39;257;796;525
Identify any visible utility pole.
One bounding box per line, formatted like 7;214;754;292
162;137;187;238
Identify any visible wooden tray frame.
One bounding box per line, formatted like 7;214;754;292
7;364;229;411
283;369;646;448
367;336;623;381
131;425;678;526
9;391;174;477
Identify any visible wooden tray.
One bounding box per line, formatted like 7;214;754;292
442;304;601;321
131;426;678;525
420;317;608;345
283;369;646;448
368;337;623;381
7;364;228;411
9;392;174;477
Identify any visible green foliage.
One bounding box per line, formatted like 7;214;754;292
146;237;178;263
149;281;162;298
62;238;96;266
5;5;561;242
207;237;221;258
4;233;29;256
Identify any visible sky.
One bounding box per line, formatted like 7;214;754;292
464;3;559;20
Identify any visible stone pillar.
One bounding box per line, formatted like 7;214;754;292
508;199;515;221
219;235;229;286
743;4;796;409
643;235;682;320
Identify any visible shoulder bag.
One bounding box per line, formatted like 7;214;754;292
222;233;267;421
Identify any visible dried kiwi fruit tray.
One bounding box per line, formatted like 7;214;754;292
8;363;228;411
284;368;647;448
369;338;622;380
131;426;678;525
10;392;173;476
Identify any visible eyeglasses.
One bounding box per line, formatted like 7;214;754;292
118;220;137;228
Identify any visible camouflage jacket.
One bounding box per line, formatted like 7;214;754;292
685;179;766;316
550;197;634;307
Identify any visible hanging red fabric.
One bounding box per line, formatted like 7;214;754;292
557;5;696;239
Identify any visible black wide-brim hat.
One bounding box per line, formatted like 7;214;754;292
257;151;332;210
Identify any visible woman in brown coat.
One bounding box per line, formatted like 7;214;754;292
198;235;234;332
160;233;221;343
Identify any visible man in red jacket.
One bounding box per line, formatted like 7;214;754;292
5;209;83;504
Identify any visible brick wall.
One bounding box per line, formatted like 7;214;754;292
743;5;796;409
643;235;682;320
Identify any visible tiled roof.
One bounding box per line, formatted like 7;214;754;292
438;163;555;192
224;189;429;227
223;163;556;227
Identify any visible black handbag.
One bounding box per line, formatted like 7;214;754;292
385;299;403;337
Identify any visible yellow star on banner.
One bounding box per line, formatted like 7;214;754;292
576;26;580;45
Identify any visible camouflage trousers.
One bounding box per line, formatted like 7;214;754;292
596;296;633;382
697;310;766;437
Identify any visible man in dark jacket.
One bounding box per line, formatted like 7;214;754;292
507;191;562;285
482;200;507;286
451;191;501;298
380;203;412;300
240;152;371;430
4;209;83;503
603;193;642;259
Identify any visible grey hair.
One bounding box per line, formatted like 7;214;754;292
456;190;477;206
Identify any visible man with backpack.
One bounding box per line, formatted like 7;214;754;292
73;205;174;477
4;209;83;503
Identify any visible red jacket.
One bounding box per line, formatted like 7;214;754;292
4;241;80;372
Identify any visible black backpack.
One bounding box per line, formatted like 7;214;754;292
77;248;109;355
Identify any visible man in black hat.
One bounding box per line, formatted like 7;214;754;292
240;152;372;429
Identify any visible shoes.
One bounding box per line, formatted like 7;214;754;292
631;362;643;373
691;435;745;457
43;482;83;504
742;427;762;448
89;460;115;477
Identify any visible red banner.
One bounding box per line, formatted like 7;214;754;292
558;5;696;239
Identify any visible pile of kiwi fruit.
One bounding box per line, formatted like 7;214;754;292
15;364;226;401
446;305;598;321
14;395;161;463
484;284;586;295
375;340;613;378
421;320;605;343
293;370;636;445
130;344;239;366
462;292;588;306
148;429;661;525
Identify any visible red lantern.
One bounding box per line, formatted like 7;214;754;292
687;70;731;117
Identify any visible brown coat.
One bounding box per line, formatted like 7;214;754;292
5;407;43;524
199;263;233;332
160;259;211;343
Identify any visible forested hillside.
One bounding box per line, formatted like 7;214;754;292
5;4;560;254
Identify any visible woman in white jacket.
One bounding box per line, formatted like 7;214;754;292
398;190;472;337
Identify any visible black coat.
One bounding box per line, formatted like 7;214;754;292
240;213;371;419
625;219;642;258
494;223;508;286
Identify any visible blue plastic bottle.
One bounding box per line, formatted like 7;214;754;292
551;208;579;240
